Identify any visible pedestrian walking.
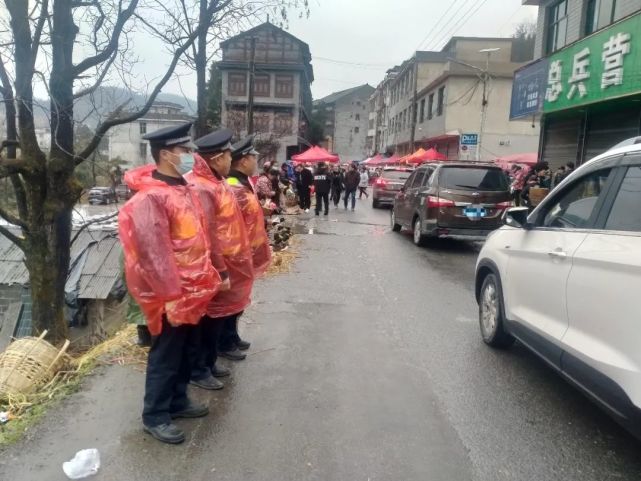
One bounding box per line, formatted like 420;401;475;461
313;162;331;216
343;163;360;211
186;129;255;392
358;166;370;199
118;123;221;445
295;163;313;212
330;165;344;208
256;163;276;203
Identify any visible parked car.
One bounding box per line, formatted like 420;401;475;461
88;187;117;205
391;162;512;244
475;139;641;439
372;168;413;208
115;184;132;201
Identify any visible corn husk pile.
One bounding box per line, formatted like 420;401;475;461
267;236;299;276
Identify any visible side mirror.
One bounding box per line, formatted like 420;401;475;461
504;207;532;229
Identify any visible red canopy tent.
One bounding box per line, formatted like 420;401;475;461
362;154;386;166
291;146;339;164
382;154;401;165
494;153;538;171
401;148;447;164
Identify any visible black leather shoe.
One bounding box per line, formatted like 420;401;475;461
212;365;231;378
143;423;185;444
136;325;152;347
219;348;247;361
236;339;251;351
170;401;209;419
189;375;224;390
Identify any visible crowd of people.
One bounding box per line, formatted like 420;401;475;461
509;161;575;208
119;123;271;445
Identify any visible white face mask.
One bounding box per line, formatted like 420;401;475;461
168;152;195;175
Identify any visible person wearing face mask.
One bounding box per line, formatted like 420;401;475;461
186;129;254;392
118;122;222;444
227;136;272;277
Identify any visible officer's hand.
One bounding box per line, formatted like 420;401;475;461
220;278;231;292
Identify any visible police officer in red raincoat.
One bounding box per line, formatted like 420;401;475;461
218;137;271;354
119;123;221;444
186;129;255;391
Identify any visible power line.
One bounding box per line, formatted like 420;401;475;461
419;0;476;52
427;0;491;51
314;56;391;68
414;0;468;52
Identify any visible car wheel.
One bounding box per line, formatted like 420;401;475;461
479;273;515;348
413;217;427;246
391;209;401;232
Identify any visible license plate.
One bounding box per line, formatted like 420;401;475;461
463;206;486;220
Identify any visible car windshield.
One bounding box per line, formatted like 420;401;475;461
440;167;508;191
382;171;411;181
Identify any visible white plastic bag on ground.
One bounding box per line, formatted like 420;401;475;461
62;449;101;479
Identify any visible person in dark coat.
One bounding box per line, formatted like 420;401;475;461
343;163;361;211
295;164;313;212
313;162;332;216
330;165;344;208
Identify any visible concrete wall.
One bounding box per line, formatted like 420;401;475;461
533;0;641;59
331;93;372;161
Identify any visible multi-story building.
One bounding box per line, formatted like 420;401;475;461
377;38;540;160
369;66;400;156
218;22;314;163
511;0;641;169
107;101;194;168
312;84;374;161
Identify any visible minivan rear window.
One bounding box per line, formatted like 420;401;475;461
440;167;508;191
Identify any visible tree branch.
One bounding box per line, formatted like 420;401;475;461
76;0;232;163
72;0;139;77
73;50;117;99
71;211;118;245
0;224;25;251
31;0;50;68
0;204;27;229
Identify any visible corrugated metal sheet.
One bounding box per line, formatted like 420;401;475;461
78;274;118;300
0;262;28;285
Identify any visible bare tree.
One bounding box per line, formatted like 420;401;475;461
0;0;235;342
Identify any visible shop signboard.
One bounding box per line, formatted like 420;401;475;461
459;133;478;160
510;58;548;119
543;13;641;113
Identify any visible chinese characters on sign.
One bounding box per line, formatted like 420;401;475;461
602;32;631;89
567;48;590;99
545;60;563;102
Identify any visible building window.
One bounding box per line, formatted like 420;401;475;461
419;99;426;123
355;114;360;121
139;142;147;160
275;75;294;98
254;74;270;97
437;87;445;116
585;0;617;35
428;94;434;120
139;122;147;135
354;127;360;134
546;0;568;53
228;72;247;96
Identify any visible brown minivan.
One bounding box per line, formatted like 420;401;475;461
391;162;512;245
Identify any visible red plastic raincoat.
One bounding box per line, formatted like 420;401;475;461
186;155;255;317
226;173;272;276
118;164;221;335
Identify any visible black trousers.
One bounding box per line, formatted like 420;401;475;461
218;311;243;352
315;191;329;214
143;316;196;427
299;186;311;210
330;186;343;206
190;315;224;382
358;186;369;199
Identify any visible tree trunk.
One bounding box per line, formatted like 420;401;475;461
24;207;72;341
194;0;209;138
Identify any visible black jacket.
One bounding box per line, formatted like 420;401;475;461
344;170;361;191
297;168;314;188
313;168;332;194
330;171;344;190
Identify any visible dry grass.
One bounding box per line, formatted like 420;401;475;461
267;236;300;276
0;324;146;446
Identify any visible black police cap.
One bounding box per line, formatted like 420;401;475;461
194;128;233;154
142;122;196;149
231;135;260;161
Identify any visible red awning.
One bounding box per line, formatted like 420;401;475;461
291;146;340;164
401;148;447;164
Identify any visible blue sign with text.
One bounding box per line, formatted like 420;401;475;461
461;134;478;145
510;58;549;120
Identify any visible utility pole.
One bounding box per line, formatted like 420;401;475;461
247;36;257;135
476;48;500;161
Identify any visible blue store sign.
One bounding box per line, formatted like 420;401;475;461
510;58;549;120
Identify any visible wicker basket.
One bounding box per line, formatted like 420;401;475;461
0;331;70;395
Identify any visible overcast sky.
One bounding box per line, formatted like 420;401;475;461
163;0;538;102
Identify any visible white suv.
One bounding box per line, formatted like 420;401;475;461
475;139;641;439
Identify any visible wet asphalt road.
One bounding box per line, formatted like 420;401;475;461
2;200;641;481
